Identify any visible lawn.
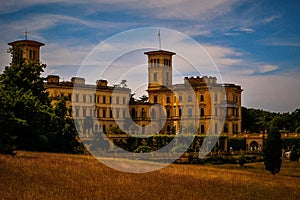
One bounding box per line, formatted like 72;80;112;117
0;151;300;200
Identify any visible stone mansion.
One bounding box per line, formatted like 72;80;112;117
8;39;242;136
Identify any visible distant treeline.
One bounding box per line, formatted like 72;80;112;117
242;107;300;133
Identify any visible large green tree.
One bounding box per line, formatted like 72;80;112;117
0;45;82;154
0;45;51;153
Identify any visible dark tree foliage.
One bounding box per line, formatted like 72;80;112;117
290;145;299;161
0;45;82;154
0;45;50;153
242;107;300;133
263;117;282;175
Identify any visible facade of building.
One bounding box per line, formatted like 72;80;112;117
8;39;242;136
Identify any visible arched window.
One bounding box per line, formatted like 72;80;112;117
188;108;192;117
200;94;204;102
188;95;192;102
142;124;145;134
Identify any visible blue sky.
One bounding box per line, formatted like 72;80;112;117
0;0;299;112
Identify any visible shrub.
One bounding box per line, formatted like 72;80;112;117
290;145;299;161
134;145;152;153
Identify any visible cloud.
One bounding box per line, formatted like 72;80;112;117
262;14;282;23
237;27;255;33
260;38;300;47
259;64;278;73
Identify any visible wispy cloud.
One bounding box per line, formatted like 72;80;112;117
259;64;278;73
261;38;300;47
262;14;282;23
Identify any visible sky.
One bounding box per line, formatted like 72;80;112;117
0;0;299;112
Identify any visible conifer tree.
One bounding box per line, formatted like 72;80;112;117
263;116;282;174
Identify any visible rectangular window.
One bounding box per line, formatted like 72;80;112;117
200;94;204;102
154;96;158;104
102;109;106;118
109;96;112;104
103;96;106;104
110;109;113;118
224;124;228;133
76;94;79;102
29;50;32;59
75;108;79;117
123;110;126;118
123;97;126;104
90;95;93;103
83;108;86;117
116;110;119;118
33;50;36;60
167;109;170;118
116;97;119;104
200;125;205;134
166;96;170;103
83;95;86;102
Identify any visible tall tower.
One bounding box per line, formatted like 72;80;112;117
8;39;44;64
144;50;175;88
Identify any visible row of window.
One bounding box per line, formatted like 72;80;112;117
155;94;212;104
29;49;36;60
155;94;239;104
150;58;171;67
73;94;127;104
74;107;127;119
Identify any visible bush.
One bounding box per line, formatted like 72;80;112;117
134;145;152;153
237;155;247;167
290;145;299;161
227;138;246;151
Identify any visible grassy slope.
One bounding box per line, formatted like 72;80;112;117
0;151;300;200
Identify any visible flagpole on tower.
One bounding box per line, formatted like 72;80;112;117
158;29;161;50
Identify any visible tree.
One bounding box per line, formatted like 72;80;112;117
0;45;52;153
263;116;282;174
49;97;83;153
0;44;83;154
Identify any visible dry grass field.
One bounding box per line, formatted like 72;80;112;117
0;151;300;200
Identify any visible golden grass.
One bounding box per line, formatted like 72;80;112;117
0;151;300;200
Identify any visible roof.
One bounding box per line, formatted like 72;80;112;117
144;50;176;55
8;39;45;47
